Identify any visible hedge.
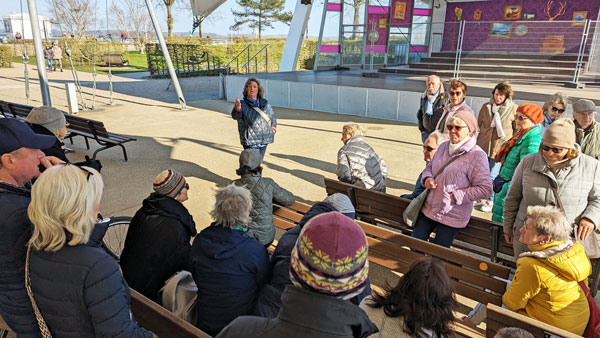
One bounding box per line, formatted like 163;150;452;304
10;39;127;66
0;45;12;68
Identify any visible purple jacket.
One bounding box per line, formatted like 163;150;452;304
421;137;492;228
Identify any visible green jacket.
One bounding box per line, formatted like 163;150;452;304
492;125;542;223
576;121;600;160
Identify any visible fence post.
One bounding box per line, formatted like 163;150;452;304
453;20;465;80
571;19;591;87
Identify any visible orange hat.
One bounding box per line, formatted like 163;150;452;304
517;103;543;125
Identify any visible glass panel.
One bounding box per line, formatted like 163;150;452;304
342;28;364;65
413;0;432;9
388;27;410;64
343;1;365;26
410;15;430;45
318;11;341;66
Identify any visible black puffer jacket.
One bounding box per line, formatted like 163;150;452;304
0;183;39;337
30;243;151;338
233;173;295;245
120;193;196;302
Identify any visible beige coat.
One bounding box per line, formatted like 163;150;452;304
476;98;517;158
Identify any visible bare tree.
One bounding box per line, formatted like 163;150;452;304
46;0;97;37
110;0;152;53
345;0;365;39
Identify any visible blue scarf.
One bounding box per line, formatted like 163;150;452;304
246;97;260;107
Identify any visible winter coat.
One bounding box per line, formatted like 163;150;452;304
435;100;474;134
476;98;517;158
190;224;270;336
576;120;600;160
30;243;151;338
216;286;379;338
232;97;277;147
491;126;542;223
120;193;197;302
233;173;295;245
337;136;388;192
421;137;493;228
540;114;556;136
43;47;53;60
0;183;39;337
503;149;600;257
503;240;590;336
417;87;446;134
51;45;62;59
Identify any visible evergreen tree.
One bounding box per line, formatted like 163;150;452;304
231;0;292;39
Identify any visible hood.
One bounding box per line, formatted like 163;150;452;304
142;193;196;237
196;224;253;260
522;240;590;281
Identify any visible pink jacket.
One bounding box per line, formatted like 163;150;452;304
420;137;492;228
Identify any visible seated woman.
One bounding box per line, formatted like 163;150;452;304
27;164;151;337
233;148;294;247
360;257;457;337
337;122;388;192
120;169;196;302
190;184;270;336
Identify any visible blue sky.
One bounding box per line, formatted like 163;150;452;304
1;0;326;37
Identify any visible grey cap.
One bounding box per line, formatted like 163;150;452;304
573;99;597;114
323;193;355;219
27;106;66;133
239;148;261;169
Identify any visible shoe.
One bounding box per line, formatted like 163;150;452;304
479;200;493;213
473;199;485;207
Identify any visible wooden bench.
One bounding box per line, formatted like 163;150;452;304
103;54;129;66
485;303;581;338
0;314;12;338
6;102;31;121
0;100;12;119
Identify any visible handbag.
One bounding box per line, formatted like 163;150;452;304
547;177;600;259
492;175;507;194
579;280;600;337
403;151;466;227
25;243;53;338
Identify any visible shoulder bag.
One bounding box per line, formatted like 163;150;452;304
25;243;53;338
403;151;466;227
252;106;272;126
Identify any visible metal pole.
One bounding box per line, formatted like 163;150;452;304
27;0;51;106
313;0;329;71
144;0;186;110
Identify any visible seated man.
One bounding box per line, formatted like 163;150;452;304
401;131;447;200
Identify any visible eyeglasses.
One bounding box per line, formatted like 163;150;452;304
447;125;465;131
423;145;437;152
449;91;463;96
184;183;190;190
541;144;564;154
551;106;565;114
516;115;529;121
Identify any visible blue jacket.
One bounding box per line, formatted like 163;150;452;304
0;183;39;337
190;224;270;336
401;171;425;200
30;242;151;338
232;97;276;147
540;114;555;137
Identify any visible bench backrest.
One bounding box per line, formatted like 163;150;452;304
64;114;110;139
7;102;33;119
0;100;11;117
485;303;581;338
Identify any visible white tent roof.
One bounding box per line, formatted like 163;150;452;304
189;0;227;17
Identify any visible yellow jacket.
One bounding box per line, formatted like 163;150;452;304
503;240;591;335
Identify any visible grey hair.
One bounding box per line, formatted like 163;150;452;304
495;327;534;338
242;77;265;98
210;184;253;228
427;130;449;145
542;92;570;115
526;205;572;241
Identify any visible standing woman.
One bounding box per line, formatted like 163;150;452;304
572;99;600;160
435;79;474;134
540;92;570;136
475;81;517;212
232;77;277;162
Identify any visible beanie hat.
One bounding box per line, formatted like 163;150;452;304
453;108;477;134
573;99;596;114
239;148;261;170
323;193;355;219
517;103;544;125
290;212;369;299
542;118;576;149
153;169;186;198
27;106;67;133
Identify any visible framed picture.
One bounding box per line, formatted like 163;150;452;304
394;1;407;20
514;24;528;36
573;11;587;26
489;22;512;38
504;5;522;20
523;13;535;21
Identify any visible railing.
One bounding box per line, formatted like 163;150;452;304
223;43;252;75
224;44;270;75
146;43;226;78
240;44;269;74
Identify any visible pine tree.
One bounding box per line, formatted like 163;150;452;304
231;0;292;39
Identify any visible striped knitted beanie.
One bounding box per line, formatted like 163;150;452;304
290;211;369;299
153;169;186;198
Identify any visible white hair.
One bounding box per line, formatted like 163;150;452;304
210;184;253;228
526;205;572;241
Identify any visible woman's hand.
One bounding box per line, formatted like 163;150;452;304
234;96;242;112
271;126;277;134
504;234;513;244
424;177;437;189
578;218;596;240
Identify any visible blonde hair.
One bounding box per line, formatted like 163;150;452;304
427;130;449;144
526;205;572;241
210;184;253;228
28;165;103;251
342;122;366;137
542;92;570;115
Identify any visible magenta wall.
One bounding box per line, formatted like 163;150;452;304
442;0;599;53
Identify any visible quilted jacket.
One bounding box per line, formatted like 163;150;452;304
337;136;388;192
491;126;542;223
576;120;600;160
232;97;276;147
420;137;493;228
503;148;600;257
417;86;446;134
476;97;517;158
503;240;590;336
233;173;295;245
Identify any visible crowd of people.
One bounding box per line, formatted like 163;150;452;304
0;75;598;338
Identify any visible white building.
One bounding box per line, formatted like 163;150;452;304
2;13;53;39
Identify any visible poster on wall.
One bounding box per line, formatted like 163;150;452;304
489;22;512;38
573;11;587;26
504;5;522;20
366;7;389;52
514;24;528;36
390;0;412;26
394;1;406;20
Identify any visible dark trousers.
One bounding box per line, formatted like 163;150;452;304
411;212;461;248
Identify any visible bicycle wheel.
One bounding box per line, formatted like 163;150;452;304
102;216;132;262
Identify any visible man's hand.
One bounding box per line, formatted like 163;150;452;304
424;177;437;189
578;218;596;241
504;233;513;244
234;96;242;112
271;126;277;134
39;156;64;169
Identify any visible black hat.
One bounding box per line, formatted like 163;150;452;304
0;118;56;155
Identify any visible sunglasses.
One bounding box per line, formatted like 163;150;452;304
423;145;437;152
551;107;566;114
516;115;529;121
447;125;465;131
449;91;463;96
541;144;564;154
60;163;93;181
184;183;190;190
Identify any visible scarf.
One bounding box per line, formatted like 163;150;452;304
449;136;470;155
489;103;506;138
246;96;260;107
424;90;439;116
494;126;532;164
544;156;572;172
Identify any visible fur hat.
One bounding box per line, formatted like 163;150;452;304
517;103;544;125
542;118;576;149
153;169;187;198
27;106;67;133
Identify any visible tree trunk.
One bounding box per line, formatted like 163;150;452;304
352;2;360;40
166;2;174;37
199;21;202;37
258;10;262;39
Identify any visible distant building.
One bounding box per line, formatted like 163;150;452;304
2;13;53;39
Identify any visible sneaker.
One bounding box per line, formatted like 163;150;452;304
479;200;493;213
473;199;486;207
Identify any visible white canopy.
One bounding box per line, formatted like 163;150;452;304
189;0;227;17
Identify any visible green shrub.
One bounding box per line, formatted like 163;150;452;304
0;45;12;68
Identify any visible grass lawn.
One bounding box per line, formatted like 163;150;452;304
11;51;149;75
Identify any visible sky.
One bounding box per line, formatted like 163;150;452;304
1;0;326;38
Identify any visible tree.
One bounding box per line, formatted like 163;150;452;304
162;0;176;37
231;0;292;39
110;0;152;53
345;0;365;39
46;0;96;37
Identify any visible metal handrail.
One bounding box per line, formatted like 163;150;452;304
224;43;252;74
241;44;269;73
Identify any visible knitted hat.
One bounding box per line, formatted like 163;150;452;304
290;212;369;299
153;169;187;198
573;99;596;114
453;108;477;134
323;193;355;219
542;118;576;149
239;148;261;169
27;106;67;133
517;103;544;125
